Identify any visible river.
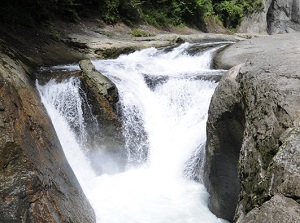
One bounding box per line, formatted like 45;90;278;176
37;42;229;223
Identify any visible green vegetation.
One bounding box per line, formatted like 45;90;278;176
212;0;264;29
130;29;154;37
0;0;263;30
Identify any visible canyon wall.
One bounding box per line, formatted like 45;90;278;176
239;0;300;34
0;44;95;222
205;33;300;222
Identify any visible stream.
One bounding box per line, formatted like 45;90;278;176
37;42;229;223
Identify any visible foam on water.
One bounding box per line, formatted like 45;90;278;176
37;42;228;223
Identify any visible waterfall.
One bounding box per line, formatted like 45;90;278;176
37;42;229;223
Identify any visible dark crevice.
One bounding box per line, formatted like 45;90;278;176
285;195;300;204
206;103;246;222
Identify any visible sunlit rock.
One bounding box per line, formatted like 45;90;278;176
0;42;95;222
206;33;300;222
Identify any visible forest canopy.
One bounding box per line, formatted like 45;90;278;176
0;0;263;29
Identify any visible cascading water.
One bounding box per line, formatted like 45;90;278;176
37;42;229;223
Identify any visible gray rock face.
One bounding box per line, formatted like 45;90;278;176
214;32;300;69
79;59;126;175
235;51;300;220
205;33;300;222
267;0;300;34
205;64;245;221
238;0;300;34
238;0;273;34
0;46;95;222
237;194;300;223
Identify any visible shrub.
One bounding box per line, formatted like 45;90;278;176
212;0;263;29
130;29;154;37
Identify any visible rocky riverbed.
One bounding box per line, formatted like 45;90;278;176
0;20;242;222
1;9;300;222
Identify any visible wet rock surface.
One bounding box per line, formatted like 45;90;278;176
0;48;95;222
205;64;245;221
206;33;300;222
79;59;126;175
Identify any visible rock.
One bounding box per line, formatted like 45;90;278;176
268;126;300;202
214;32;300;69
237;194;300;223
67;33;244;60
79;59;116;96
238;0;272;34
267;0;300;34
235;50;300;220
205;33;300;222
238;0;300;35
204;16;231;34
79;59;126;175
0;48;95;221
204;64;245;221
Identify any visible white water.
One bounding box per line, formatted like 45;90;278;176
37;42;228;223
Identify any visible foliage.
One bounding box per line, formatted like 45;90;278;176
0;0;263;30
214;1;243;28
0;0;80;26
212;0;263;29
130;29;154;37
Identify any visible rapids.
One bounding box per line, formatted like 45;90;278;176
37;42;229;223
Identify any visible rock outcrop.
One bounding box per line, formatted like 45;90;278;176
79;60;126;175
238;0;300;34
205;64;245;221
0;46;95;222
205;33;300;222
214;32;300;69
267;0;300;34
238;0;272;34
237;194;300;223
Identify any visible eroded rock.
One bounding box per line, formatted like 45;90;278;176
0;46;95;222
79;59;126;175
214;32;300;69
237;194;300;223
205;64;245;221
205;33;300;222
267;0;300;34
238;0;272;34
238;0;300;34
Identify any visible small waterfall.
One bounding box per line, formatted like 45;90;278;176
36;78;96;193
37;42;229;223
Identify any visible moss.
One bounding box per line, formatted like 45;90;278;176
46;27;62;41
260;146;280;170
129;29;155;37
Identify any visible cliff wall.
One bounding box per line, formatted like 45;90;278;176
0;44;95;222
205;33;300;222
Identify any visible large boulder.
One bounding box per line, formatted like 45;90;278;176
205;33;300;222
204;64;245;221
79;59;126;174
0;46;95;221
